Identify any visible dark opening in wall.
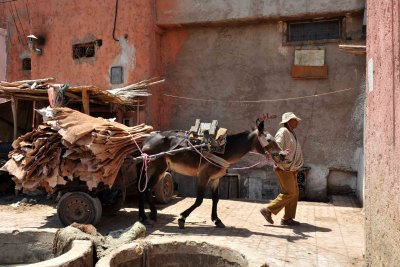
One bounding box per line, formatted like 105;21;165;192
287;19;342;43
72;42;96;59
22;58;31;71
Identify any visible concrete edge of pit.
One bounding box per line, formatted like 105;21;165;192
26;239;93;267
0;228;93;267
96;240;249;267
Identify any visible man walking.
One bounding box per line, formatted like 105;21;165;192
260;112;304;226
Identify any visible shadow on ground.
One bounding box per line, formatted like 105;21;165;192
37;197;184;235
150;222;331;243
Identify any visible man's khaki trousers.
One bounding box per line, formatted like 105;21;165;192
267;168;299;219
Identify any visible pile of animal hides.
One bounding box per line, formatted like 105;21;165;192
1;107;153;193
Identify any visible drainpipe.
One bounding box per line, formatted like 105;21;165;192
112;0;119;41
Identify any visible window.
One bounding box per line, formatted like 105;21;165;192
73;42;96;59
110;66;123;84
22;58;31;70
287;19;341;43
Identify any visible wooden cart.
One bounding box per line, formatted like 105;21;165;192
55;157;174;227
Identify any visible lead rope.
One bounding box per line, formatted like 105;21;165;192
130;136;150;193
138;153;149;193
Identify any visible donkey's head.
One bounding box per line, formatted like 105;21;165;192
255;119;286;163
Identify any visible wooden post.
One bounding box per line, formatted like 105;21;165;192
136;100;140;125
82;88;90;115
11;96;18;140
32;101;36;129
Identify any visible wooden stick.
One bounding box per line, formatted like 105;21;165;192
32;101;36;129
11;96;18;140
82;88;90;115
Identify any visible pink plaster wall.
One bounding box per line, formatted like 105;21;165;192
0;28;6;81
4;0;162;126
365;0;400;265
6;0;158;86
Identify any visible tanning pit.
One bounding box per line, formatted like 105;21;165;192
0;228;93;267
96;240;248;267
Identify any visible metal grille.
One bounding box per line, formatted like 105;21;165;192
22;58;31;71
288;20;341;42
72;42;96;59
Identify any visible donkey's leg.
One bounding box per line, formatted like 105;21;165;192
137;158;166;223
211;183;225;228
138;190;147;222
145;187;157;221
178;182;206;229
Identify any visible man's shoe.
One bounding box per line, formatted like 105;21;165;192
260;208;274;224
281;218;300;226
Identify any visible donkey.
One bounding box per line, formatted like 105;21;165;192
137;119;285;229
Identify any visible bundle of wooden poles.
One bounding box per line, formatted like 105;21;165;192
0;77;55;90
1;107;153;193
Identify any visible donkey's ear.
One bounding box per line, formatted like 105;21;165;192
256;118;264;132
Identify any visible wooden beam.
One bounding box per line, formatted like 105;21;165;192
82;88;90;115
32;101;36;129
136;100;140;125
11;96;18;140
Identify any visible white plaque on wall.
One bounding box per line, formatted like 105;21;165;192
367;58;374;92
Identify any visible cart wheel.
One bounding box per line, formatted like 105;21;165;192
57;192;102;226
98;187;126;216
153;172;174;204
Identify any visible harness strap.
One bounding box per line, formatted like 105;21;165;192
202;151;230;168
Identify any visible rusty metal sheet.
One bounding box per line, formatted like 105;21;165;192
291;65;328;79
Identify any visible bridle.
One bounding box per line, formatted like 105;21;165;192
256;129;271;151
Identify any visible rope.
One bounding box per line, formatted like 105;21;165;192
185;138;226;168
138;153;149;193
231;162;261;170
129;133;150;193
163;87;352;103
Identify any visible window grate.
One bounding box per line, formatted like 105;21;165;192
22;58;31;70
288;20;341;42
73;42;96;59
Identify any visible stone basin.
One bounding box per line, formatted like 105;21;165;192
0;228;93;267
96;240;248;267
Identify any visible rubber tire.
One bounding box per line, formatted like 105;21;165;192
57;192;102;227
98;187;126;216
153;172;174;204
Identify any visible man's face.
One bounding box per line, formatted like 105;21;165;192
288;119;298;129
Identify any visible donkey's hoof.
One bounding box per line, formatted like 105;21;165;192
139;218;153;226
215;219;226;228
149;213;157;222
178;218;185;229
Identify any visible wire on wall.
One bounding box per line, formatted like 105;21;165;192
8;2;24;45
163;87;353;103
12;1;27;43
25;0;31;27
0;0;18;4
